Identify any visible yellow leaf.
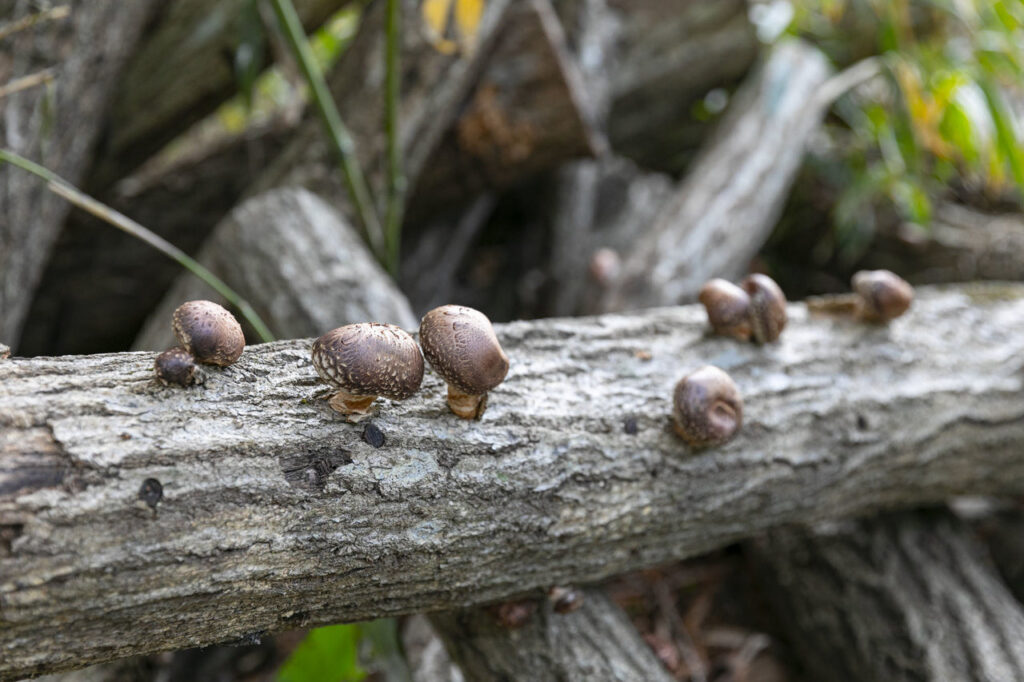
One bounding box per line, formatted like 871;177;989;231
454;0;485;54
421;0;458;54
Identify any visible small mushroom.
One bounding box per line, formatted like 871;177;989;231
741;274;787;344
548;586;584;614
172;300;245;366
673;365;743;448
311;323;424;420
852;269;914;322
0;343;10;359
491;600;536;629
419;305;509;419
699;279;752;341
154;347;197;387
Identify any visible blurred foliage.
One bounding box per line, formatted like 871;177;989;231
421;0;486;54
277;624;366;682
786;0;1024;265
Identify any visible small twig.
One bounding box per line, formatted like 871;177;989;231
652;579;708;682
0;149;275;343
0;5;71;42
268;0;386;261
0;68;57;99
815;56;884;108
383;0;405;276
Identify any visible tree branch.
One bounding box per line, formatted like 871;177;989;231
751;510;1024;681
3;284;1024;678
429;590;674;681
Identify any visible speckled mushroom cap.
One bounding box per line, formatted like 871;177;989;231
741;274;787;343
172;300;245;366
311;323;424;400
419;305;509;395
852;269;914;321
155;347;197;387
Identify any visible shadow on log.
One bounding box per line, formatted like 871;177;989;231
751;510;1024;682
3;285;1024;678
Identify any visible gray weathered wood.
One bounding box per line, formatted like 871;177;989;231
0;0;157;349
555;0;760;172
752;511;1024;682
88;0;350;189
3;284;1024;678
430;590;674;682
406;0;602;221
599;40;832;312
133;188;416;351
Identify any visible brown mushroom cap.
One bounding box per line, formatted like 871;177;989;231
673;365;743;448
311;323;424;400
699;279;752;340
852;269;914;322
172;300;245;366
154;347;197;387
419;305;509;395
741;274;787;344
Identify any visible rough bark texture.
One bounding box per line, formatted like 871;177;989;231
19;122;294;357
555;0;760;173
598;39;833;312
752;511;1024;682
132;188;416;351
430;590;674;681
0;0;157;349
406;0;602;221
3;284;1024;677
87;0;349;189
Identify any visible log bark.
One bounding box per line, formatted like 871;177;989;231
598;39;833;312
406;0;603;221
0;0;157;349
868;203;1024;285
429;590;674;681
751;511;1024;682
87;0;350;190
132;187;416;351
555;0;760;173
3;284;1024;677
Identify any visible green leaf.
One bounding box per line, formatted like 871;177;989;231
979;78;1024;188
277;624;366;682
939;99;979;162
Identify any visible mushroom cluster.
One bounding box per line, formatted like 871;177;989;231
155;300;246;386
699;274;787;343
309;305;510;421
806;269;914;323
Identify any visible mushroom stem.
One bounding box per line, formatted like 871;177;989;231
446;386;488;420
805;293;861;317
327;390;378;419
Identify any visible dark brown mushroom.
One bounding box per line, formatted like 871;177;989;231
741;273;787;343
852;269;914;322
672;365;743;448
172;300;245;366
311;323;424;420
699;278;753;341
154;347;197;387
419;305;509;419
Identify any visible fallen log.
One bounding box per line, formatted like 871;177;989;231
132;188;416;351
598;39;833;312
751;511;1024;681
88;0;350;190
429;590;674;681
3;284;1024;678
0;0;157;348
